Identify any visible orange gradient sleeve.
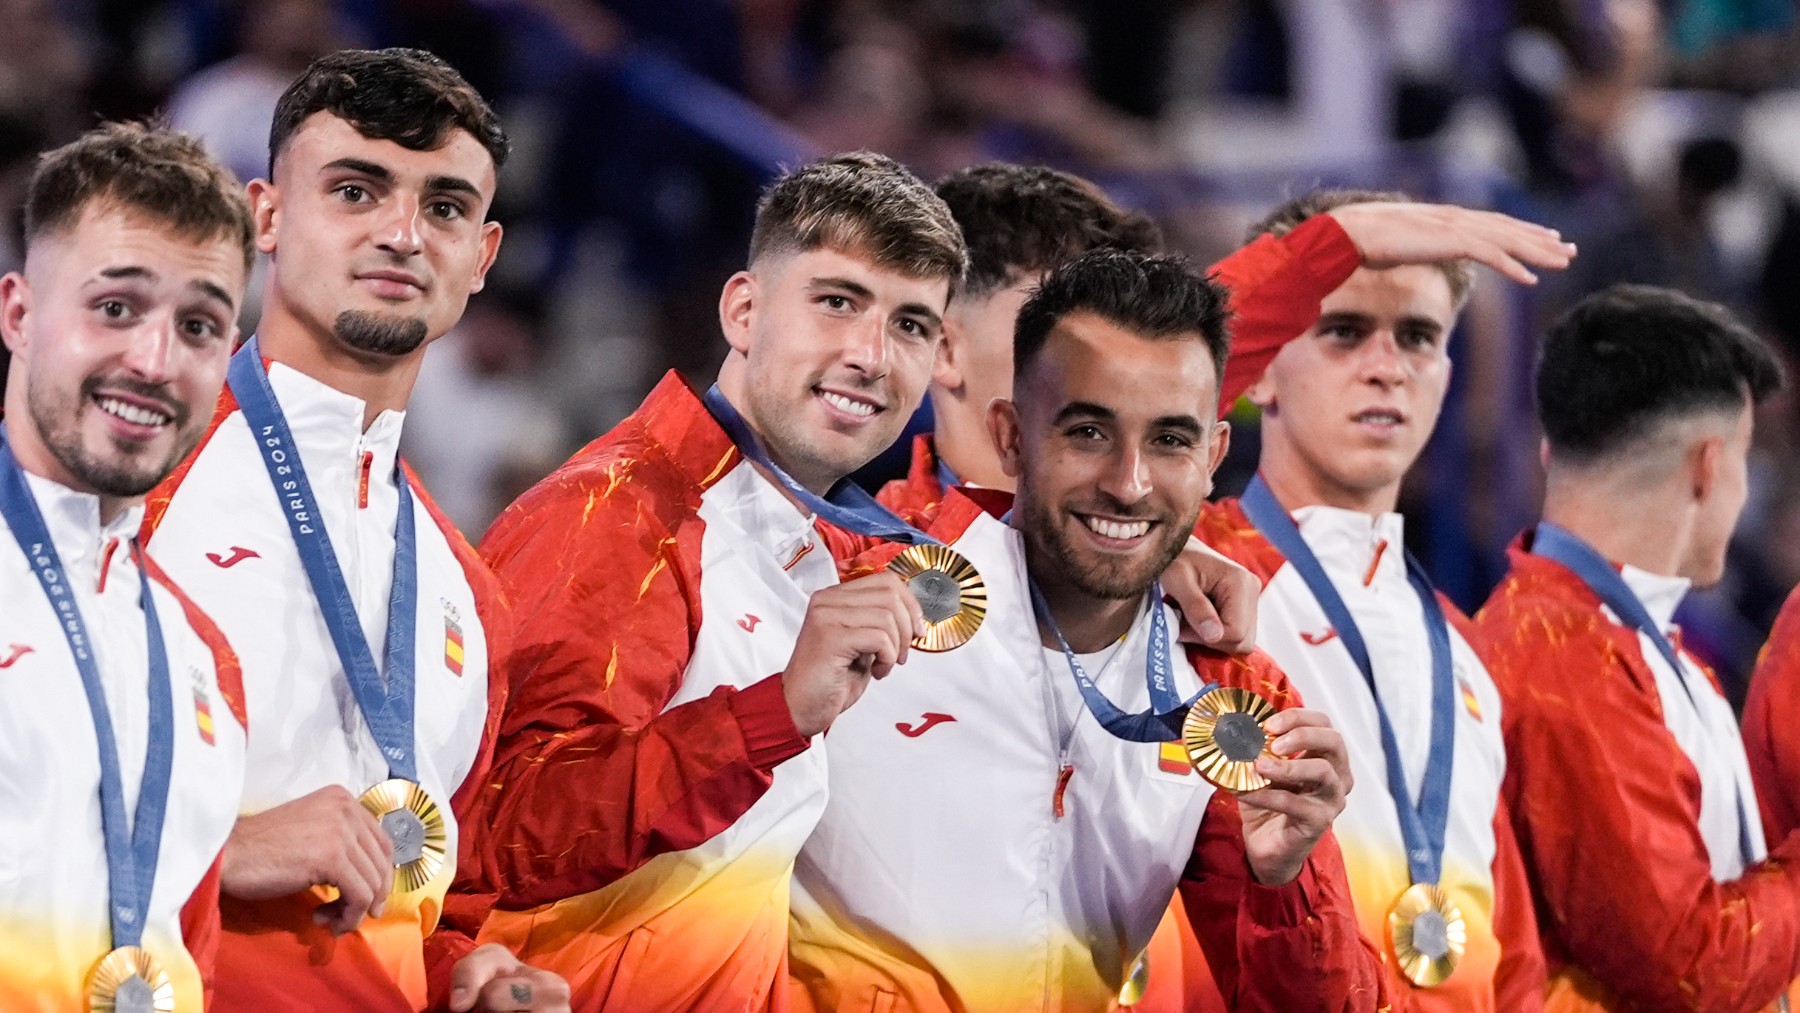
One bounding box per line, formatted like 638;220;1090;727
1481;569;1800;1013
1745;585;1800;843
1180;648;1389;1013
461;447;811;913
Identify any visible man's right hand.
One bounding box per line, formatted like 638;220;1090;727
220;784;395;936
783;571;925;737
1327;201;1577;285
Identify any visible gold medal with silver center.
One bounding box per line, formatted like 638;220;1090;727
359;778;448;894
1181;686;1278;793
886;544;986;651
1387;882;1465;987
87;946;173;1013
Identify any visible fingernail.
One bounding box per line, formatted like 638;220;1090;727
1198;619;1223;642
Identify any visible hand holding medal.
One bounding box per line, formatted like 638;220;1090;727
1226;707;1354;888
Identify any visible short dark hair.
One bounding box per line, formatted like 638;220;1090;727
749;151;967;292
1014;248;1230;395
935;163;1162;299
269;48;509;177
26;121;255;272
1537;283;1785;462
1251;188;1474;308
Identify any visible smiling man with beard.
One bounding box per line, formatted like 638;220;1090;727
140;49;568;1013
788;248;1382;1013
0;121;254;1011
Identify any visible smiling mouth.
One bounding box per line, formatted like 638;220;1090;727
95;394;173;430
815;387;881;419
1080;515;1153;541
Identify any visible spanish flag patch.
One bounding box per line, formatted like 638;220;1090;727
1158;740;1191;775
195;689;215;746
1459;678;1483;722
445;615;465;676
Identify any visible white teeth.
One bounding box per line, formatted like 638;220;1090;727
97;397;170;428
819;391;876;417
1357;411;1402;425
1083;517;1150;540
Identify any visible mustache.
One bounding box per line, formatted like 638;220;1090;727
84;374;189;427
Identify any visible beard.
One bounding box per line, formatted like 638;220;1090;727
1020;490;1194;601
334;310;429;357
28;372;196;499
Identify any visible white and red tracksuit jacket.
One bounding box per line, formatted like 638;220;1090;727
1196;498;1544;1011
462;372;833;1011
790;489;1385;1013
0;471;246;1010
143;361;508;1011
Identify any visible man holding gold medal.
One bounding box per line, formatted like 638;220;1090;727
1195;190;1556;1010
1479;286;1800;1013
142;50;568;1011
788;248;1384;1012
866;165;1573;1011
0;121;253;1013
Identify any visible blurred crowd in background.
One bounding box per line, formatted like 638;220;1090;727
1;0;1798;700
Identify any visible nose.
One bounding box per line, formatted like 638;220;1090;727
121;313;177;382
841;312;890;378
1097;443;1153;506
374;193;424;257
1359;330;1408;389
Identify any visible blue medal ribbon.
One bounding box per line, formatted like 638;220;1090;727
701;384;940;546
1242;475;1455;886
227;337;419;783
933;449;959;496
0;433;174;950
1530;522;1756;866
1028;579;1204;742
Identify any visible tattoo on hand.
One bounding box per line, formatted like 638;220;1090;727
511;983;531;1004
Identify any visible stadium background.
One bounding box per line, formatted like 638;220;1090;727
0;0;1796;700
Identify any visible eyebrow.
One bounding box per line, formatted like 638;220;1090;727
1318;310;1446;334
324;159;484;202
322;157;392;182
1052;401;1116;426
94;266;235;311
808;276;945;330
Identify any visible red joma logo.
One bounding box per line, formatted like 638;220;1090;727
206;546;260;569
1300;627;1338;646
0;644;33;668
896;712;956;737
737;614;762;632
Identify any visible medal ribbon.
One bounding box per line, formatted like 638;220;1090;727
1530;522;1757;866
227;337;420;783
934;451;959;496
701;384;940;546
1242;476;1455;885
0;434;174;950
1028;580;1204;742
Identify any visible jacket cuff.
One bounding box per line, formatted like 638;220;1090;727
730;673;811;771
1286;213;1362;292
1242;858;1321;928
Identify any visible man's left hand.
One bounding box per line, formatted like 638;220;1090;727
448;944;572;1012
1237;708;1351;887
1161;535;1260;653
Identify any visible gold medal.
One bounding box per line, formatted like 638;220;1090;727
1117;949;1150;1007
886;544;986;651
359;778;448;894
1387;882;1465;987
1181;686;1278;793
87;946;173;1013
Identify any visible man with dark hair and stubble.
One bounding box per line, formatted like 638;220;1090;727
877;165;1573;1010
1477;284;1800;1012
790;248;1383;1013
140;49;569;1012
0;120;254;1012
